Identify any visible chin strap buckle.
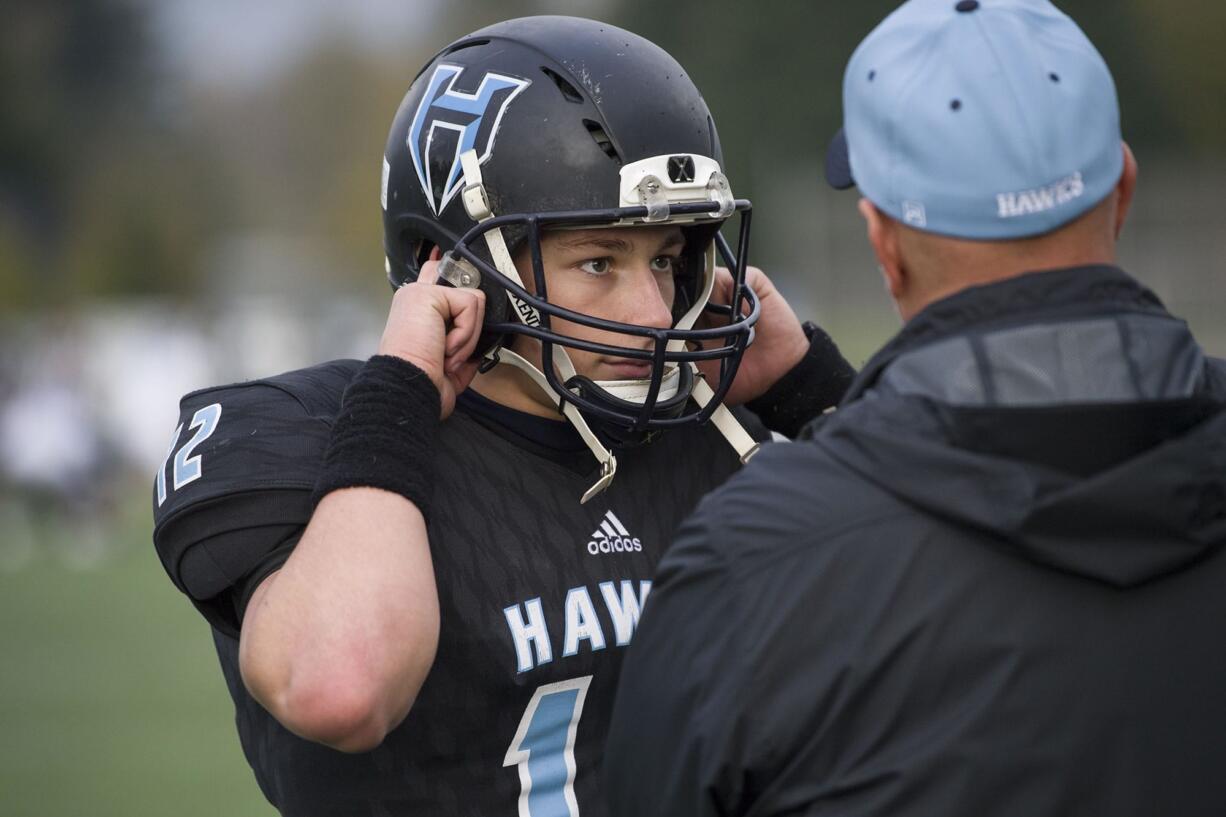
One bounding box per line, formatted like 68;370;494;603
493;346;620;502
581;457;617;505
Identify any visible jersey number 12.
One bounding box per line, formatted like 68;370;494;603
156;403;222;507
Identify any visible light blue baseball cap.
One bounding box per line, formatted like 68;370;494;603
825;0;1124;240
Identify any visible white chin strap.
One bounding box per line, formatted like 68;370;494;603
594;364;760;473
457;149;759;503
595;365;681;403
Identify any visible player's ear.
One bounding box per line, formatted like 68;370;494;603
858;198;906;302
1114;141;1138;241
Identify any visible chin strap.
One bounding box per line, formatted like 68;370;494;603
493;346;618;503
689;375;761;463
457;148;760;502
460;149;616;502
594;366;681;403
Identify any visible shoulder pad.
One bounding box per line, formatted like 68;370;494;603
151;360;361;620
152;359;360;526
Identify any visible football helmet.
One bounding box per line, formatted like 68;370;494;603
381;16;760;500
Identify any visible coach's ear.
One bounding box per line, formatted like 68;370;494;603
858;198;906;306
1114;141;1138;241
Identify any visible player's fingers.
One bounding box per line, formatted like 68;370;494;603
448;358;482;392
710;266;734;304
443;289;485;363
445;323;480;369
418;257;441;286
744;265;768;294
713;266;766;314
450;317;483;367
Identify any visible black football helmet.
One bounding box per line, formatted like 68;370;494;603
381;16;760;500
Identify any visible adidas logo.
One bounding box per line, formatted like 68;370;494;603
586;510;643;555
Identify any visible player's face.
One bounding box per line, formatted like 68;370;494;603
512;225;683;381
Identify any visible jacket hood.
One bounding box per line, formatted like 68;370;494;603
815;266;1226;587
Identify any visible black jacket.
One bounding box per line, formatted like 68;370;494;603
606;266;1226;817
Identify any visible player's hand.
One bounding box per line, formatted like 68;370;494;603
377;252;485;419
695;265;808;406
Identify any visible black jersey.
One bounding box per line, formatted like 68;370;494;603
152;359;767;817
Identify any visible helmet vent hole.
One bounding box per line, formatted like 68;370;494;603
542;67;584;103
584;119;622;164
442;38;489;56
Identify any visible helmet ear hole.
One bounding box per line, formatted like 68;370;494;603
414;240;436;269
397;235;436;280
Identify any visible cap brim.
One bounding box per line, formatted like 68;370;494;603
824;127;856;190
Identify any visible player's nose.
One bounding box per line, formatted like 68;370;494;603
619;264;673;332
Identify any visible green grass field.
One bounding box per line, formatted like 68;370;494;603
0;492;272;817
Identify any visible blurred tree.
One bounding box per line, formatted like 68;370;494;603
178;39;428;298
1;1;146;229
1124;0;1226;153
0;0;225;307
1058;0;1185;151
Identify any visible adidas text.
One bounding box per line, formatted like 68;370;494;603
588;536;642;555
587;510;642;555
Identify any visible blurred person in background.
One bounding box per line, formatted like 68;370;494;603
153;16;852;816
0;317;118;566
607;1;1226;815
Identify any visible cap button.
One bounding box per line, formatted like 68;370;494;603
955;0;980;11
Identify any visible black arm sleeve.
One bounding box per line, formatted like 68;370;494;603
159;488;311;636
232;525;301;624
746;321;856;438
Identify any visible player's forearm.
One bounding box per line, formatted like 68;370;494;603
239;354;446;750
239;487;440;752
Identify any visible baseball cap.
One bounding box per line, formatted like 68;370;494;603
824;0;1124;240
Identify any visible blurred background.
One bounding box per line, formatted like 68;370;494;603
1;0;1222;813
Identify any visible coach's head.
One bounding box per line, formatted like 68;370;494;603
825;0;1137;321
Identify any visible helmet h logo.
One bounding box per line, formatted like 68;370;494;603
408;64;530;216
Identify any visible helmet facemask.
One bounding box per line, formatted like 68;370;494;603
431;149;761;501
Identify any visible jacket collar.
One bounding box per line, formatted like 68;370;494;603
843;265;1168;404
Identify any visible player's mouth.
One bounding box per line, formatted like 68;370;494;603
600;358;653;379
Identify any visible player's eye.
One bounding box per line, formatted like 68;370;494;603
578;257;612;276
650;255;679;274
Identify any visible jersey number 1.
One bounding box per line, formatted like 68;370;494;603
504;676;592;817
